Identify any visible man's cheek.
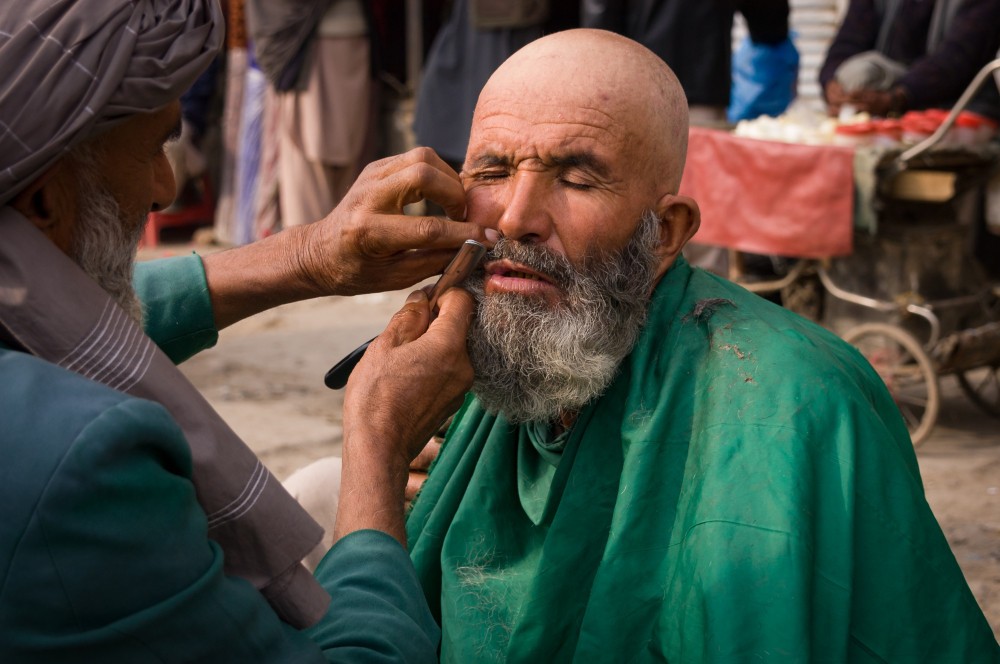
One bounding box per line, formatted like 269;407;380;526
464;188;505;232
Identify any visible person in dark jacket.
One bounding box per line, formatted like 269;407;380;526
582;0;790;126
820;0;1000;117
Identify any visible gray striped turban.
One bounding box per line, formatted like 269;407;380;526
0;0;224;206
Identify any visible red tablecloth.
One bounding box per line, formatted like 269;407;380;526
679;126;856;257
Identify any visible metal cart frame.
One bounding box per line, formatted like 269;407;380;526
734;57;1000;446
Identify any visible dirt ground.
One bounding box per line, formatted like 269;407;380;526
148;244;1000;640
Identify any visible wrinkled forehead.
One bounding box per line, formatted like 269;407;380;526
472;90;628;140
482;45;642;119
470;59;648;163
476;35;685;158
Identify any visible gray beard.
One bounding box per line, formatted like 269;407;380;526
71;168;146;324
465;210;662;424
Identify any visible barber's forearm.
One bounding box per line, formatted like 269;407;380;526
200;225;324;330
333;447;410;547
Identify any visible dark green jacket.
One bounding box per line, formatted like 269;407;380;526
0;255;438;662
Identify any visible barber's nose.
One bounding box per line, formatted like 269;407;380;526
150;152;177;212
495;171;553;244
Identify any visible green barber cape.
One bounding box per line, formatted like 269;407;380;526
407;258;999;662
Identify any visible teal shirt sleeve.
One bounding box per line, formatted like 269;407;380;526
0;355;438;663
134;254;218;364
308;531;442;663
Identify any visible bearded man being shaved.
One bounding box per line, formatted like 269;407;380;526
0;1;486;660
405;29;1000;662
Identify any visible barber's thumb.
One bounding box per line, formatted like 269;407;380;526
406;289;428;306
384;289;431;344
431;288;474;333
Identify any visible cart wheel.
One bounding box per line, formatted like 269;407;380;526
843;323;940;446
956;365;1000;418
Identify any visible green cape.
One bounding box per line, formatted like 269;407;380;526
407;258;999;662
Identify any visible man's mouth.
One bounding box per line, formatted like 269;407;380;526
484;259;561;297
487;260;557;282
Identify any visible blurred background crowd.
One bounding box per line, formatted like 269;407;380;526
150;0;1000;250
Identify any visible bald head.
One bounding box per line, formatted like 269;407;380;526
476;29;689;192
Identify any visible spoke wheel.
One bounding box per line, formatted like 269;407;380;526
956;365;1000;418
843;323;940;447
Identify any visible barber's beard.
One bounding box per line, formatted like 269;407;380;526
71;172;146;324
465;210;662;424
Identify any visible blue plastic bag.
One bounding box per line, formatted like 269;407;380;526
728;35;800;123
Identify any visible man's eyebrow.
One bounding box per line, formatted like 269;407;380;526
467;151;611;178
550;152;611;179
467;154;511;169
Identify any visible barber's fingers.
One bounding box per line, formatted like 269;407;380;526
357;148;466;221
428;287;475;340
378;289;433;348
374;286;474;353
342;212;484;256
365;147;461;185
384;164;467;221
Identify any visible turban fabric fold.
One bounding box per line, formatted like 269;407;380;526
0;0;224;205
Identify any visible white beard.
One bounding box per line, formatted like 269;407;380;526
465;210;662;423
71;167;146;324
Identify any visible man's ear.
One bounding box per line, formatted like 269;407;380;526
651;193;701;280
9;161;79;253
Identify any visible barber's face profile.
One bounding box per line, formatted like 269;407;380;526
90;101;182;230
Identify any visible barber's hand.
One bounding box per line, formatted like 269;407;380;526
334;287;474;544
201;148;486;331
345;287;473;462
299;147;486;297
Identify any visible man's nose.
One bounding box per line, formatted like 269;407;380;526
495;171;553;243
150;152;177;212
